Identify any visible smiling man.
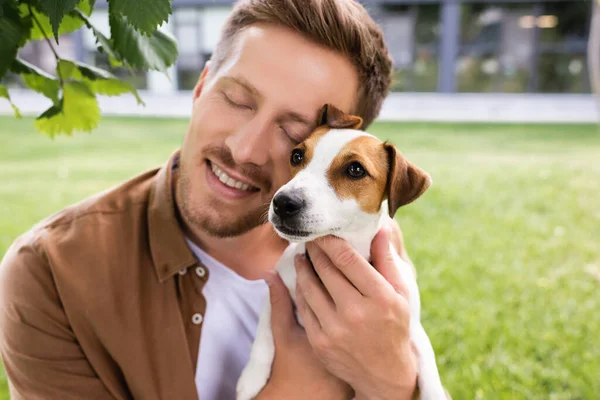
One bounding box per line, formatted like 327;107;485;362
0;1;438;399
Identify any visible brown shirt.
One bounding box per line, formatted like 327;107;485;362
0;151;208;400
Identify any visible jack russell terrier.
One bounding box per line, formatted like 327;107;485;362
236;104;446;399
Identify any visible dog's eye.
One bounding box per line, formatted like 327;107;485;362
290;149;304;166
346;162;366;179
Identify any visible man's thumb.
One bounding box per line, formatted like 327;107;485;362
263;270;295;339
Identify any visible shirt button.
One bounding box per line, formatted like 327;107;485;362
178;268;187;275
192;313;203;325
195;266;206;278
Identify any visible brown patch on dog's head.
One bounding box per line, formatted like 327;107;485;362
383;142;432;217
287;104;363;179
288;126;329;178
319;104;363;130
326;136;390;214
324;136;431;216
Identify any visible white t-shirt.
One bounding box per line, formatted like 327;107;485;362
186;238;270;400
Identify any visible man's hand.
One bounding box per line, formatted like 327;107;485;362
296;224;418;400
257;271;354;400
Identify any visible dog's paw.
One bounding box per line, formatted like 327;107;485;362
236;363;272;400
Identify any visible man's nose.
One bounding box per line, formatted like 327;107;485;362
272;192;305;219
225;116;272;166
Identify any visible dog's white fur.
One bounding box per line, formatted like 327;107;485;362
236;129;446;399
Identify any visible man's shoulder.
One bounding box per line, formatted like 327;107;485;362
41;166;160;233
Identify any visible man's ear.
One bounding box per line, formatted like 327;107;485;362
193;61;212;101
319;104;363;130
383;142;432;218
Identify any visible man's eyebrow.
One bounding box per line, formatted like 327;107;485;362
222;76;260;96
281;111;316;129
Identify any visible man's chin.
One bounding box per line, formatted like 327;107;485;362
181;201;269;239
200;216;268;238
176;163;269;238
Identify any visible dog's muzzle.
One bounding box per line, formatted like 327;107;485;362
272;192;305;219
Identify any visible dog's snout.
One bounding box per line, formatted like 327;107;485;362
273;192;305;219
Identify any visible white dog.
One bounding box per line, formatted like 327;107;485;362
237;104;446;399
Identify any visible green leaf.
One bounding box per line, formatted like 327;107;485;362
0;3;32;81
0;84;22;118
74;7;122;66
57;59;144;105
110;13;178;72
35;0;80;41
35;81;100;137
108;0;171;36
11;58;60;104
19;0;94;42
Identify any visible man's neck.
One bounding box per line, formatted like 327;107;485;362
184;223;289;281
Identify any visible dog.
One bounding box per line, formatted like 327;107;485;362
236;104;446;399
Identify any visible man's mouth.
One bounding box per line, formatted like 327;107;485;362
208;161;259;192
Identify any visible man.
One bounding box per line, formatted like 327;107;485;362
0;0;439;399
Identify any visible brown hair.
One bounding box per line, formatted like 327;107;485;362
209;0;393;129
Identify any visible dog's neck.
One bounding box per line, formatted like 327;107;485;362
319;206;389;263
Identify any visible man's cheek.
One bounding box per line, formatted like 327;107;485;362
274;170;293;193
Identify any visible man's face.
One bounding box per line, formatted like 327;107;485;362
177;23;359;238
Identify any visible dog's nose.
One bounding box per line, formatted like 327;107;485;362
273;193;304;219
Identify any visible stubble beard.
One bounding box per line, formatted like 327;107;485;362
176;167;271;238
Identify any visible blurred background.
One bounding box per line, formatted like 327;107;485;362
1;0;598;122
1;0;599;399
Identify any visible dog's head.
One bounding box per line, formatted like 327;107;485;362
268;104;432;242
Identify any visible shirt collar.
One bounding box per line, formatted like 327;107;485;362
148;150;198;282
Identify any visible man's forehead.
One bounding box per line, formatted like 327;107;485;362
218;24;359;117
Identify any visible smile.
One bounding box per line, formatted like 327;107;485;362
210;162;257;192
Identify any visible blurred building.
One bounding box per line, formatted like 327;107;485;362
10;0;596;96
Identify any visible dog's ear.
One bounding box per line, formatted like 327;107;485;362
319;104;363;130
383;142;432;217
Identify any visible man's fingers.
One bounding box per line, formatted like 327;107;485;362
370;225;409;298
313;235;388;297
263;270;296;340
294;253;337;326
385;216;414;271
304;243;361;306
295;281;322;336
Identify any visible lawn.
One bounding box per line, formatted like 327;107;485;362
1;116;599;399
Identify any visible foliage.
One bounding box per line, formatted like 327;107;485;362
0;0;178;137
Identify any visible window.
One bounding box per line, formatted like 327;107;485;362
173;7;206;91
536;1;591;93
457;3;536;93
455;0;591;94
379;4;440;92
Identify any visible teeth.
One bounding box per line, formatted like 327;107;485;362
211;163;254;191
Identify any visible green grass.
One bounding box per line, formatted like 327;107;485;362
1;116;599;399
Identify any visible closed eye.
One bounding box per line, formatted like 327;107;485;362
222;92;253;110
279;126;302;145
